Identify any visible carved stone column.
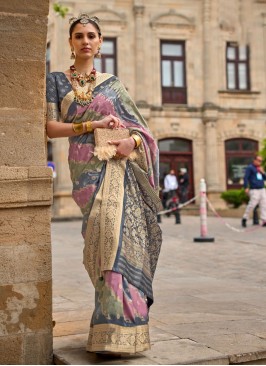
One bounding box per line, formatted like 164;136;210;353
202;0;219;102
202;0;220;192
133;3;146;104
203;0;212;104
203;109;220;191
0;1;53;364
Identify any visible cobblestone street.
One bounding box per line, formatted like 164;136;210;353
52;214;266;364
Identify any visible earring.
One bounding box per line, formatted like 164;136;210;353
70;48;75;59
95;48;101;59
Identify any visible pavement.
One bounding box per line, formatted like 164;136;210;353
52;212;266;365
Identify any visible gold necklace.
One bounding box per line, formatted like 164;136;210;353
70;65;96;106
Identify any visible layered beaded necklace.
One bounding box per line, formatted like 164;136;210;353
70;65;96;106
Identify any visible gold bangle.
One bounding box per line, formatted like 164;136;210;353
85;121;93;133
72;122;83;134
131;134;142;149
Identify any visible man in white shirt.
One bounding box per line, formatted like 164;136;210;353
164;169;178;200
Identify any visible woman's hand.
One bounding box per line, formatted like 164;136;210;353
108;137;135;158
94;114;125;129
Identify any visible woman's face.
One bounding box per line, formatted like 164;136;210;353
69;22;102;60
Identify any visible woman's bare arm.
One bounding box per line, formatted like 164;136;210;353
46;114;125;139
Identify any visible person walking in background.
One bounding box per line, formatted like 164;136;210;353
46;13;162;355
178;168;189;203
241;154;266;227
164;169;178;200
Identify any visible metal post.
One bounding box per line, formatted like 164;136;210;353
175;208;181;224
253;204;259;225
194;178;215;242
157;214;162;223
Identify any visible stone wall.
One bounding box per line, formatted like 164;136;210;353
0;1;53;364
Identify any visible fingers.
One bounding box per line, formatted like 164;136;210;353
108;139;125;158
109;137;134;159
113;153;124;160
107;114;125;129
108;140;125;158
108;139;121;146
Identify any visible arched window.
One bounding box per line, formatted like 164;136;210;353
158;138;191;152
225;138;258;189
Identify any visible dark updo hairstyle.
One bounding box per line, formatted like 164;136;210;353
69;15;102;38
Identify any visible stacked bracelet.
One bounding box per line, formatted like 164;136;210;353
72;122;83;134
85;121;93;133
72;121;94;134
131;134;142;149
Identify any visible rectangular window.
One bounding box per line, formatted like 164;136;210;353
225;139;258;189
161;41;187;104
94;38;117;76
226;42;250;91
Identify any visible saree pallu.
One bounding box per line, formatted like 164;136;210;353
46;71;162;353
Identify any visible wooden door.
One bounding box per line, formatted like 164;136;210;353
160;155;194;200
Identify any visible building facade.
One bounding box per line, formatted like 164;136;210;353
47;0;266;217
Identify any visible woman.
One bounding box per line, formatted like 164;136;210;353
46;13;162;354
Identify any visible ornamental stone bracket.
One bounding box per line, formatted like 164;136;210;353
170;122;180;131
202;108;219;124
133;5;145;16
219;20;235;33
0;166;53;209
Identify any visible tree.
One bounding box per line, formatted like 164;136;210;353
53;3;69;18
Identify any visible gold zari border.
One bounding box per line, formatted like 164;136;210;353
86;323;150;354
83;159;127;285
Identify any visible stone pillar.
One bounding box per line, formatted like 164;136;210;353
203;0;213;104
0;1;53;364
133;2;146;105
202;0;220;192
203;109;220;192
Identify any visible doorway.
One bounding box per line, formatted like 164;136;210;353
159;138;194;201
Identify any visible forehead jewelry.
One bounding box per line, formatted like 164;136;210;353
69;13;100;28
